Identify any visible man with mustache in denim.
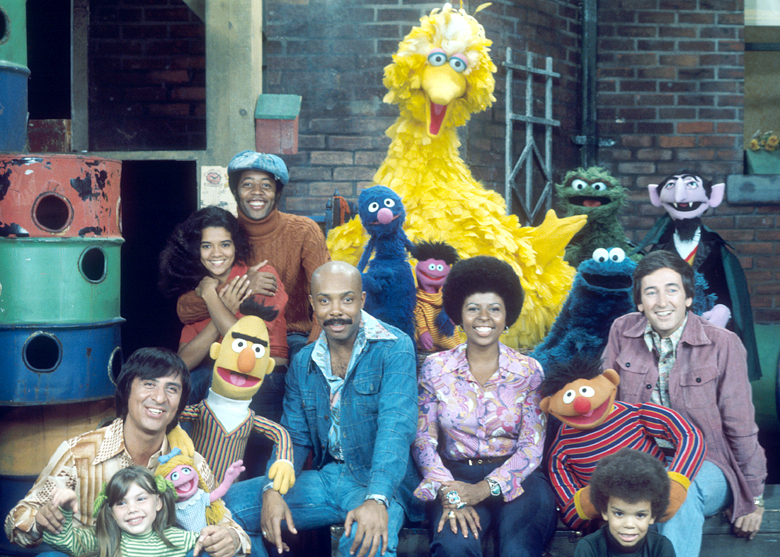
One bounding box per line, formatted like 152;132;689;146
222;261;419;557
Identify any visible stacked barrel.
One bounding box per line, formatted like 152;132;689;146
0;155;122;555
0;3;30;152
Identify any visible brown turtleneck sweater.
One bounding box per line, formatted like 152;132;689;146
177;208;330;340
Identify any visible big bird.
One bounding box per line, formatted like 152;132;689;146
327;3;586;348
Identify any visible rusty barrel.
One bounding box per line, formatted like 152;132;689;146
0;155;122;239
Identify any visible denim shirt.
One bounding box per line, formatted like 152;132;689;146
280;312;421;517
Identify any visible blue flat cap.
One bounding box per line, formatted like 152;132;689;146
227;150;289;194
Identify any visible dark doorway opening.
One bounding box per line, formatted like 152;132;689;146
119;160;197;357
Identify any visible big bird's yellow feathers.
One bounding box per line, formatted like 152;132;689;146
327;3;586;348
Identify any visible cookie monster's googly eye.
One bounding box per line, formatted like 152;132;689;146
579;386;595;398
571;179;588;191
383;198;396;208
608;248;626;263
368;202;379;212
252;344;266;359
449;54;468;73
563;389;576;404
428;49;447;67
436;264;444;271
591;181;608;192
592;248;609;263
232;338;248;352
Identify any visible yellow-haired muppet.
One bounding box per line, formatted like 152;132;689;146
328;3;586;348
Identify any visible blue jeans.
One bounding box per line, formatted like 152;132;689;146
429;464;557;557
657;460;731;557
223;462;406;557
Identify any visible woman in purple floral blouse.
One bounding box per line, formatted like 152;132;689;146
411;256;558;557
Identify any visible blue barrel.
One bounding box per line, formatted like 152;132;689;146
0;61;30;152
0;320;124;405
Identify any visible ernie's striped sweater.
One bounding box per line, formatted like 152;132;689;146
547;401;706;530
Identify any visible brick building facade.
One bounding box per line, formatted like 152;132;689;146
85;0;778;324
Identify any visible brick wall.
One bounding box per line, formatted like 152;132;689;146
595;0;779;323
89;0;206;150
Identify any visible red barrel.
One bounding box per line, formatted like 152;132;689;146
0;155;122;238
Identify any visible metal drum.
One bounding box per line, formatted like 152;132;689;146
0;155;122;238
0;399;116;556
0;319;124;405
0;237;123;324
0;62;30;153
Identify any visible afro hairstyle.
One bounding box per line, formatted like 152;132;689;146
539;353;605;398
411;240;460;266
442;255;524;328
590;448;670;519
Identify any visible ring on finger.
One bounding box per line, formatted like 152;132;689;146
262;531;267;538
447;510;456;519
456;501;467;509
446;490;462;506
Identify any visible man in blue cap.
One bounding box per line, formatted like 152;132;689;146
177;150;330;476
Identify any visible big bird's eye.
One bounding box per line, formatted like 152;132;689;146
428;49;447;67
571;179;587;191
592;248;609;263
232;338;248;352
252;344;266;359
579;386;595;397
608;248;626;262
591;182;608;191
368;202;379;212
383;198;395;208
449;55;468;73
562;390;576;404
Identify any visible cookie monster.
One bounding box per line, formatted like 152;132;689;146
531;247;636;372
356;185;417;343
556;167;637;267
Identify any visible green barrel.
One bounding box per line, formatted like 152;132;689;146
0;237;123;324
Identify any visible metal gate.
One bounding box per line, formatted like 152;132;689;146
503;48;560;225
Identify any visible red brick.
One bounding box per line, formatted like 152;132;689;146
659;54;700;66
677;122;715;134
677;149;715;161
621;136;654;148
660;136;696;148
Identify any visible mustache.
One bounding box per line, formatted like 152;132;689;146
323;318;353;327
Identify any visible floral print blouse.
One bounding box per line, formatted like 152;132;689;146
412;342;546;502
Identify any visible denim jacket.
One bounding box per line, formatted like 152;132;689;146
281;313;420;517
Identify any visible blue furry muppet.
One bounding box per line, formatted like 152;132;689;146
356;185;417;343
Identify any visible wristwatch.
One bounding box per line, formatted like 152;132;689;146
365;494;389;508
485;477;501;497
753;495;765;508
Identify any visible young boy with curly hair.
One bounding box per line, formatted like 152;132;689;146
574;449;676;557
